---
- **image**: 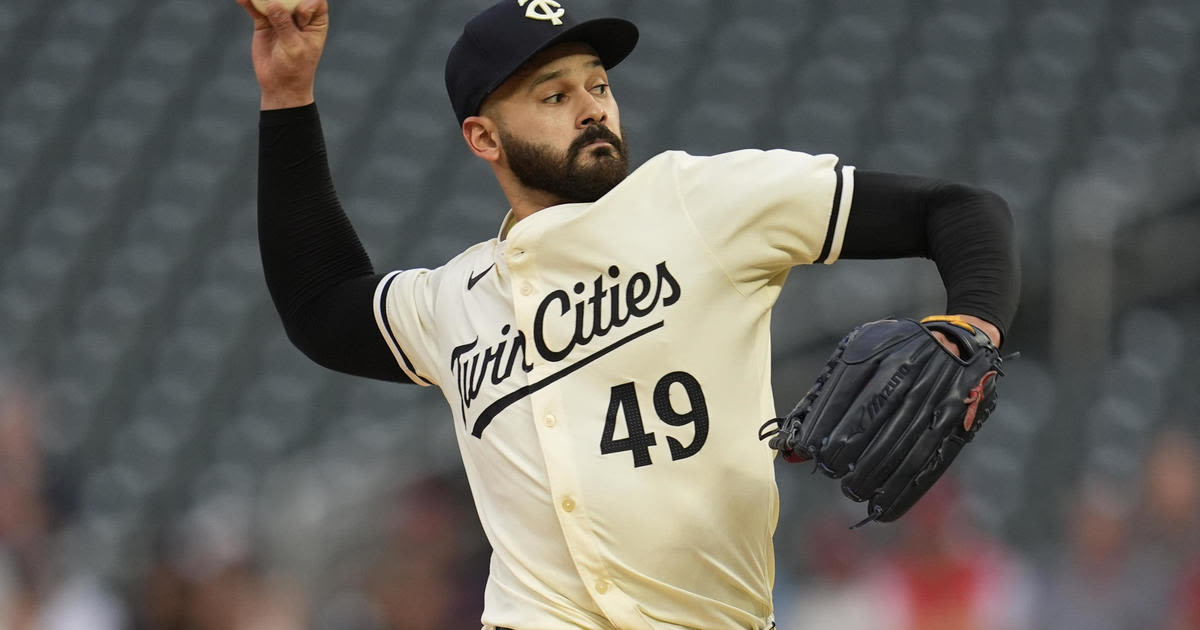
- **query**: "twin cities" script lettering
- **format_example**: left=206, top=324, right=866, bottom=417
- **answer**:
left=451, top=261, right=680, bottom=419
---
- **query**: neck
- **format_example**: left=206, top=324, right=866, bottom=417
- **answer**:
left=495, top=168, right=569, bottom=224
left=509, top=189, right=566, bottom=222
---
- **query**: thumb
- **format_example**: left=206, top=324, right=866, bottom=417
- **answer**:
left=294, top=0, right=326, bottom=29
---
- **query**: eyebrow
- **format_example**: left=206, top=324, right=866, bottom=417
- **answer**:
left=528, top=58, right=604, bottom=92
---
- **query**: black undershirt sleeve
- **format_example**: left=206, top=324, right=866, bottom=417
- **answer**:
left=256, top=106, right=1016, bottom=369
left=839, top=170, right=1020, bottom=342
left=258, top=103, right=411, bottom=383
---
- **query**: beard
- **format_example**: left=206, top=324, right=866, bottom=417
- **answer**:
left=501, top=123, right=630, bottom=204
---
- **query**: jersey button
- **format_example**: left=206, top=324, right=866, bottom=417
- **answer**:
left=520, top=282, right=534, bottom=296
left=561, top=497, right=576, bottom=513
left=544, top=414, right=557, bottom=427
left=595, top=580, right=610, bottom=594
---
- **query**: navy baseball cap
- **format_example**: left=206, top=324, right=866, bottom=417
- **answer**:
left=445, top=1, right=639, bottom=124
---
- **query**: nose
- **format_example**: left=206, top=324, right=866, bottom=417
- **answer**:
left=577, top=92, right=607, bottom=129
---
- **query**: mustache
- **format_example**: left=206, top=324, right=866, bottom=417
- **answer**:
left=568, top=124, right=623, bottom=160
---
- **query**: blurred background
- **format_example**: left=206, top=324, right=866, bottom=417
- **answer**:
left=1, top=0, right=1198, bottom=628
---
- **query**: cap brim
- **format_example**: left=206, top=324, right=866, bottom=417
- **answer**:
left=542, top=17, right=639, bottom=70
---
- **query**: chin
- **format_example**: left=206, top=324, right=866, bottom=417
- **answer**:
left=580, top=147, right=617, bottom=162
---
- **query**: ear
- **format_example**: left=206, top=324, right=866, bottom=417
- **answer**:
left=463, top=116, right=502, bottom=163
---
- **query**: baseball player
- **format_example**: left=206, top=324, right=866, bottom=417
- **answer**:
left=238, top=0, right=1019, bottom=628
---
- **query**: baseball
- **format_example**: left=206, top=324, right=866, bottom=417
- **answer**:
left=252, top=0, right=301, bottom=14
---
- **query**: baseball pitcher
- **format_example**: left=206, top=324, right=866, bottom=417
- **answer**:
left=238, top=0, right=1020, bottom=628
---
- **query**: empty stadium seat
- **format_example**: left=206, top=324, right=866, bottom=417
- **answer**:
left=826, top=0, right=911, bottom=34
left=817, top=17, right=897, bottom=79
left=1005, top=51, right=1081, bottom=110
left=670, top=101, right=762, bottom=156
left=991, top=94, right=1068, bottom=155
left=901, top=54, right=978, bottom=114
left=919, top=10, right=998, bottom=71
left=795, top=55, right=875, bottom=120
left=930, top=0, right=1012, bottom=26
left=973, top=138, right=1052, bottom=219
left=884, top=95, right=964, bottom=159
left=1113, top=48, right=1184, bottom=111
left=1024, top=9, right=1099, bottom=74
left=627, top=0, right=717, bottom=44
left=1131, top=5, right=1198, bottom=60
left=780, top=101, right=860, bottom=159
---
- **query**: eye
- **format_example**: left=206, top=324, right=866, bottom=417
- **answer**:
left=543, top=93, right=564, bottom=104
left=592, top=84, right=609, bottom=96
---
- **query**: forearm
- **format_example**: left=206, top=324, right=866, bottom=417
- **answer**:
left=258, top=104, right=369, bottom=321
left=841, top=171, right=1020, bottom=343
left=257, top=104, right=410, bottom=382
left=924, top=182, right=1018, bottom=343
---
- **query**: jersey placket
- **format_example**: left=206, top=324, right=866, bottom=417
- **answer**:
left=504, top=227, right=649, bottom=629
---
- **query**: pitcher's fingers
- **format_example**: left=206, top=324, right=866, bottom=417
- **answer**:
left=294, top=0, right=323, bottom=29
left=263, top=0, right=302, bottom=41
left=930, top=330, right=961, bottom=358
left=234, top=0, right=271, bottom=29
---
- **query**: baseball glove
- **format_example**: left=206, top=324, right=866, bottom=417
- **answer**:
left=759, top=316, right=1006, bottom=527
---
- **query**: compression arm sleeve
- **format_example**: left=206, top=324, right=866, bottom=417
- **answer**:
left=839, top=171, right=1020, bottom=341
left=258, top=103, right=411, bottom=383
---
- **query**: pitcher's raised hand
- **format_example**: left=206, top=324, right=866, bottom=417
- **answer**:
left=236, top=0, right=329, bottom=110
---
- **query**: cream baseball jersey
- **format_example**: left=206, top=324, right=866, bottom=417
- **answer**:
left=374, top=148, right=854, bottom=630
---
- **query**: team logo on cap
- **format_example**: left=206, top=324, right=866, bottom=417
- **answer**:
left=518, top=0, right=565, bottom=26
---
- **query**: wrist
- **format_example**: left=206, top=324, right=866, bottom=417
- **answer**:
left=260, top=90, right=315, bottom=110
left=956, top=315, right=1002, bottom=347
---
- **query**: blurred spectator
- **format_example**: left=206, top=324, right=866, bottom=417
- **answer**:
left=0, top=379, right=50, bottom=579
left=1126, top=427, right=1200, bottom=630
left=133, top=546, right=188, bottom=630
left=1036, top=427, right=1200, bottom=630
left=1169, top=563, right=1200, bottom=630
left=362, top=474, right=489, bottom=630
left=783, top=481, right=1032, bottom=630
left=864, top=481, right=1032, bottom=630
left=779, top=512, right=880, bottom=630
left=186, top=560, right=305, bottom=630
left=131, top=524, right=307, bottom=630
left=1137, top=427, right=1199, bottom=550
left=1, top=381, right=42, bottom=629
left=1, top=374, right=126, bottom=630
left=310, top=473, right=490, bottom=630
left=1033, top=480, right=1142, bottom=630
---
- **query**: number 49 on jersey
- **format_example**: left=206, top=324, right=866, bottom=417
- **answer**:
left=601, top=371, right=709, bottom=468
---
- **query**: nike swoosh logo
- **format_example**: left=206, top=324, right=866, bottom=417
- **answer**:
left=467, top=263, right=495, bottom=290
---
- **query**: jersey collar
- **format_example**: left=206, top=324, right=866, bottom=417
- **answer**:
left=498, top=210, right=518, bottom=241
